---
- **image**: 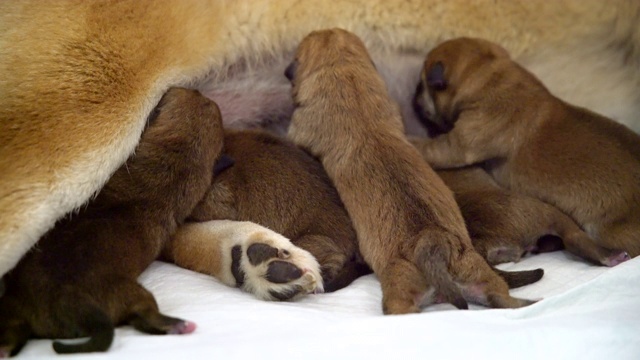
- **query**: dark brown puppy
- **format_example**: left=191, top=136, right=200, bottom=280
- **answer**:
left=286, top=28, right=536, bottom=315
left=436, top=167, right=624, bottom=266
left=165, top=129, right=371, bottom=299
left=412, top=37, right=638, bottom=260
left=0, top=88, right=224, bottom=356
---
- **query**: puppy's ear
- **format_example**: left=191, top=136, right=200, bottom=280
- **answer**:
left=426, top=61, right=447, bottom=91
left=284, top=60, right=298, bottom=81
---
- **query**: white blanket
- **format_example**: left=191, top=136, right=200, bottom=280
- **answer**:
left=17, top=251, right=640, bottom=359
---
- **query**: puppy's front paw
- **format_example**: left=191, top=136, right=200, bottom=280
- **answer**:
left=231, top=231, right=323, bottom=301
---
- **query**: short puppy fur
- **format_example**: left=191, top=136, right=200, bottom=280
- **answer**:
left=164, top=129, right=371, bottom=300
left=436, top=167, right=626, bottom=266
left=286, top=28, right=536, bottom=315
left=0, top=88, right=224, bottom=356
left=413, top=37, right=639, bottom=260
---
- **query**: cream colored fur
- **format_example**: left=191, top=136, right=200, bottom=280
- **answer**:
left=1, top=0, right=639, bottom=276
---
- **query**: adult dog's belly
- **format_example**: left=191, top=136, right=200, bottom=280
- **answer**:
left=199, top=51, right=429, bottom=136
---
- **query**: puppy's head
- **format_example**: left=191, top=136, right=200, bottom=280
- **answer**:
left=413, top=37, right=510, bottom=136
left=285, top=28, right=376, bottom=98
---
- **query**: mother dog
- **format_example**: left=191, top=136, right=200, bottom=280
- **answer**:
left=0, top=0, right=639, bottom=276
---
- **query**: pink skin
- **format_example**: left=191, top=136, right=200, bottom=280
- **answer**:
left=169, top=321, right=197, bottom=335
left=603, top=251, right=631, bottom=267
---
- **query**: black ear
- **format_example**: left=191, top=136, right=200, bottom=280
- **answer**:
left=426, top=61, right=447, bottom=91
left=284, top=60, right=298, bottom=81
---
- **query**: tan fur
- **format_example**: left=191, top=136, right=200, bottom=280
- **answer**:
left=0, top=89, right=224, bottom=356
left=1, top=0, right=639, bottom=277
left=287, top=29, right=535, bottom=314
left=413, top=37, right=640, bottom=258
left=436, top=167, right=629, bottom=266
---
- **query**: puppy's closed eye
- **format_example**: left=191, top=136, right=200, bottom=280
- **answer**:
left=284, top=60, right=298, bottom=81
left=427, top=61, right=447, bottom=91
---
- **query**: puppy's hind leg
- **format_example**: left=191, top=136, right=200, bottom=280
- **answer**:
left=549, top=212, right=630, bottom=266
left=120, top=280, right=196, bottom=336
left=452, top=250, right=535, bottom=308
left=378, top=258, right=430, bottom=315
left=416, top=230, right=534, bottom=309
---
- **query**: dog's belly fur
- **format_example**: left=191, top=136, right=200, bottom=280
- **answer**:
left=199, top=52, right=429, bottom=135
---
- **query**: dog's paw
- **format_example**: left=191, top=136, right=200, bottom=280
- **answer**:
left=231, top=230, right=323, bottom=301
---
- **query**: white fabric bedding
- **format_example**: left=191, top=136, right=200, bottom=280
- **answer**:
left=16, top=250, right=640, bottom=359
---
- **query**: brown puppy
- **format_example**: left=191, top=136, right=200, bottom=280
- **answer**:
left=436, top=167, right=627, bottom=266
left=412, top=37, right=639, bottom=259
left=0, top=88, right=224, bottom=356
left=286, top=28, right=536, bottom=315
left=164, top=129, right=370, bottom=300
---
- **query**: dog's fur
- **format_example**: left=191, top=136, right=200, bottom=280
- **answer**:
left=1, top=1, right=639, bottom=277
left=412, top=37, right=640, bottom=258
left=164, top=129, right=370, bottom=299
left=287, top=28, right=538, bottom=314
left=436, top=167, right=630, bottom=266
left=0, top=89, right=223, bottom=356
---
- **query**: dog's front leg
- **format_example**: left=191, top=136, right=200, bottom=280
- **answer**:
left=163, top=220, right=324, bottom=301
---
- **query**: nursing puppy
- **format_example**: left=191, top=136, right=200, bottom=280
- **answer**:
left=286, top=29, right=536, bottom=314
left=413, top=37, right=640, bottom=259
left=164, top=129, right=370, bottom=300
left=436, top=167, right=627, bottom=266
left=0, top=89, right=223, bottom=356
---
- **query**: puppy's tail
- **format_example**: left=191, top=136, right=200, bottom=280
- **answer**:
left=52, top=307, right=114, bottom=354
left=414, top=232, right=469, bottom=310
left=493, top=267, right=544, bottom=289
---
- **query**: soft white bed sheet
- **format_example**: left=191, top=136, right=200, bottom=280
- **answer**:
left=17, top=251, right=640, bottom=359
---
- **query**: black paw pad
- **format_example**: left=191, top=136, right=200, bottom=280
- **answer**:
left=265, top=261, right=303, bottom=284
left=247, top=243, right=279, bottom=265
left=231, top=245, right=245, bottom=287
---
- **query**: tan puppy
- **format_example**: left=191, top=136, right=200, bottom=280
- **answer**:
left=0, top=89, right=223, bottom=356
left=413, top=37, right=640, bottom=258
left=436, top=167, right=630, bottom=266
left=164, top=129, right=370, bottom=300
left=286, top=28, right=536, bottom=314
left=1, top=1, right=639, bottom=278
